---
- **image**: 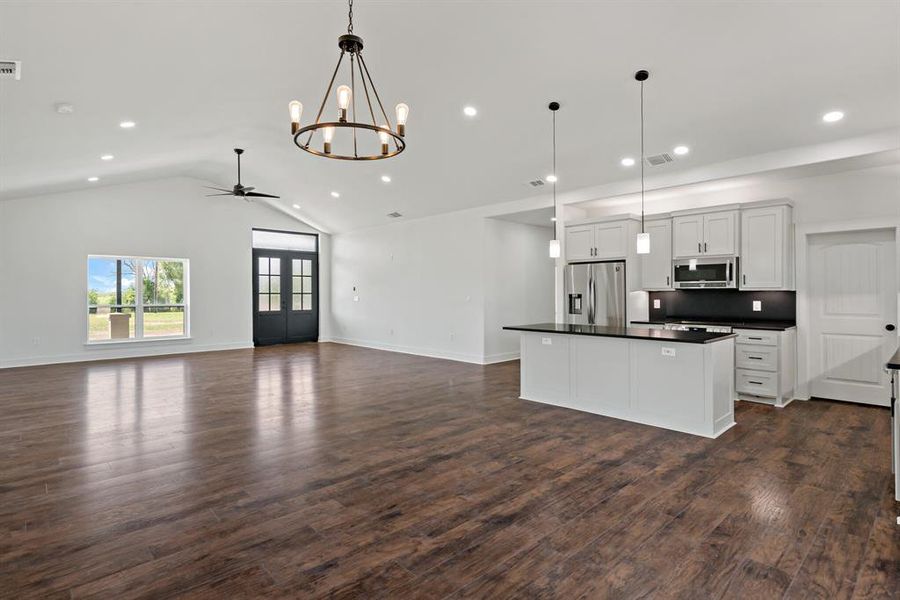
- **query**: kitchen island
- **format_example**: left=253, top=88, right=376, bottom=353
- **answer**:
left=503, top=323, right=737, bottom=438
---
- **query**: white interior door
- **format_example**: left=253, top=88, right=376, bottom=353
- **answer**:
left=808, top=228, right=897, bottom=406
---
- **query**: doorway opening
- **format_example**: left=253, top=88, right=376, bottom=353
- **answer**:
left=252, top=229, right=319, bottom=346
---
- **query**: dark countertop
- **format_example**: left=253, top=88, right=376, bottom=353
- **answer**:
left=888, top=346, right=900, bottom=370
left=631, top=318, right=797, bottom=331
left=503, top=323, right=737, bottom=344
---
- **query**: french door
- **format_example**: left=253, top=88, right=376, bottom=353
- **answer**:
left=252, top=249, right=319, bottom=345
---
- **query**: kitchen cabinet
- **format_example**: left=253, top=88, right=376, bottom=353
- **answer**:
left=565, top=218, right=638, bottom=262
left=641, top=218, right=673, bottom=290
left=740, top=204, right=794, bottom=290
left=734, top=327, right=796, bottom=407
left=672, top=210, right=738, bottom=258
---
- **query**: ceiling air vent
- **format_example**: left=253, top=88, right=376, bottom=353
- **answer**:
left=0, top=60, right=21, bottom=80
left=526, top=179, right=545, bottom=187
left=387, top=211, right=402, bottom=218
left=645, top=152, right=674, bottom=166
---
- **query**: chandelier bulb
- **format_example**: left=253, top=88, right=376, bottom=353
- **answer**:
left=395, top=103, right=409, bottom=136
left=322, top=126, right=335, bottom=154
left=289, top=101, right=302, bottom=134
left=336, top=85, right=352, bottom=122
left=378, top=128, right=390, bottom=155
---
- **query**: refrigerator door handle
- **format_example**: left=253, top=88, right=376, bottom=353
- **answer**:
left=587, top=267, right=595, bottom=325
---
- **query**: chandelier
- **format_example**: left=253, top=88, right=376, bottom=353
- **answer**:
left=289, top=0, right=407, bottom=161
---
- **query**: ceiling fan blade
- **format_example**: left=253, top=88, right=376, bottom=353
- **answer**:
left=205, top=193, right=235, bottom=196
left=242, top=186, right=255, bottom=192
left=204, top=186, right=234, bottom=193
left=244, top=192, right=280, bottom=198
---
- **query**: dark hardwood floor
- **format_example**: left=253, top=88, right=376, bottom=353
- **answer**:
left=1, top=343, right=898, bottom=599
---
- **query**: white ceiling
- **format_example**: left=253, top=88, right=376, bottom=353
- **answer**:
left=1, top=1, right=899, bottom=233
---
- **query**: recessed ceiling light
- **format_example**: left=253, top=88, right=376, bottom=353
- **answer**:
left=620, top=157, right=636, bottom=167
left=545, top=174, right=558, bottom=183
left=119, top=120, right=136, bottom=129
left=55, top=103, right=75, bottom=114
left=673, top=145, right=690, bottom=156
left=292, top=203, right=300, bottom=209
left=822, top=110, right=844, bottom=123
left=100, top=154, right=114, bottom=161
left=87, top=176, right=99, bottom=182
left=330, top=191, right=340, bottom=198
left=381, top=175, right=391, bottom=183
left=463, top=106, right=478, bottom=117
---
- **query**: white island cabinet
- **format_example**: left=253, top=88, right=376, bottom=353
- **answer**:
left=505, top=324, right=736, bottom=438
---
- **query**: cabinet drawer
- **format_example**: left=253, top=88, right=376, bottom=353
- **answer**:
left=734, top=329, right=778, bottom=346
left=736, top=368, right=777, bottom=397
left=735, top=345, right=777, bottom=371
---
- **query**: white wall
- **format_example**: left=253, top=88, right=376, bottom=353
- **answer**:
left=0, top=177, right=327, bottom=367
left=328, top=211, right=487, bottom=363
left=483, top=219, right=555, bottom=362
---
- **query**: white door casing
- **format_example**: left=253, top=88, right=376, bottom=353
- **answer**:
left=808, top=228, right=897, bottom=406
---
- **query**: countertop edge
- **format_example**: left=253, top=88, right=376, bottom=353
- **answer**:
left=503, top=325, right=738, bottom=344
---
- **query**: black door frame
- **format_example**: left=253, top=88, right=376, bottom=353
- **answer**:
left=252, top=237, right=319, bottom=346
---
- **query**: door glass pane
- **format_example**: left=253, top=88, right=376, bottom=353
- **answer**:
left=258, top=257, right=269, bottom=275
left=292, top=294, right=302, bottom=311
left=292, top=276, right=301, bottom=293
left=302, top=259, right=312, bottom=275
left=270, top=294, right=280, bottom=311
left=301, top=276, right=310, bottom=293
left=270, top=276, right=280, bottom=293
left=270, top=258, right=280, bottom=275
left=258, top=294, right=269, bottom=312
left=292, top=259, right=301, bottom=275
left=302, top=294, right=312, bottom=310
left=259, top=276, right=269, bottom=293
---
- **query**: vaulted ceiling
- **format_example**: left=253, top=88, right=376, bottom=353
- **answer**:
left=1, top=1, right=898, bottom=233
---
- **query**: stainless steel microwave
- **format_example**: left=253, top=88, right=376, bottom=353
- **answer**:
left=673, top=257, right=738, bottom=289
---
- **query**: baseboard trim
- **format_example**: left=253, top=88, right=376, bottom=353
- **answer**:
left=483, top=351, right=520, bottom=364
left=0, top=341, right=254, bottom=369
left=327, top=337, right=488, bottom=365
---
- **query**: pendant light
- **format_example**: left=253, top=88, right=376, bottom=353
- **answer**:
left=635, top=69, right=651, bottom=255
left=548, top=101, right=561, bottom=259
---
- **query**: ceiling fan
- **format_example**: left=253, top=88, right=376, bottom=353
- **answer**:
left=205, top=148, right=280, bottom=200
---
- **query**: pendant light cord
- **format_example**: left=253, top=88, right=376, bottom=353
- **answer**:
left=640, top=79, right=645, bottom=234
left=552, top=108, right=557, bottom=241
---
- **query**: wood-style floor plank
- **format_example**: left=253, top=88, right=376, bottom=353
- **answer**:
left=1, top=342, right=897, bottom=599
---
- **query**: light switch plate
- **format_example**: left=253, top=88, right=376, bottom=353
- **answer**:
left=661, top=347, right=676, bottom=357
left=752, top=300, right=762, bottom=312
left=541, top=337, right=552, bottom=345
left=653, top=299, right=661, bottom=309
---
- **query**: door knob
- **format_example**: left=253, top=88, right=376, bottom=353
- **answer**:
left=887, top=324, right=896, bottom=332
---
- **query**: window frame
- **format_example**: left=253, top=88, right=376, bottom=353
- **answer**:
left=85, top=254, right=191, bottom=345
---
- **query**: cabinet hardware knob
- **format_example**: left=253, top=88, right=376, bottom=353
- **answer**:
left=704, top=242, right=708, bottom=253
left=887, top=324, right=896, bottom=332
left=698, top=242, right=701, bottom=253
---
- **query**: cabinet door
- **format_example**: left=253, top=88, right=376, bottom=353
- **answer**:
left=741, top=207, right=783, bottom=289
left=641, top=220, right=673, bottom=289
left=703, top=211, right=737, bottom=255
left=672, top=215, right=703, bottom=258
left=593, top=222, right=628, bottom=259
left=565, top=225, right=594, bottom=261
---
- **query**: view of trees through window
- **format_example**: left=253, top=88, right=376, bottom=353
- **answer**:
left=87, top=256, right=187, bottom=341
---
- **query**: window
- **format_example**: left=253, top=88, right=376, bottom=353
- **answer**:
left=292, top=258, right=314, bottom=311
left=87, top=256, right=189, bottom=342
left=258, top=256, right=281, bottom=312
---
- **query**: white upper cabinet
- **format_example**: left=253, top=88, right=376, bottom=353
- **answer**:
left=673, top=214, right=704, bottom=258
left=565, top=219, right=636, bottom=261
left=565, top=225, right=595, bottom=261
left=641, top=219, right=673, bottom=290
left=740, top=204, right=794, bottom=290
left=672, top=210, right=738, bottom=258
left=594, top=221, right=629, bottom=259
left=703, top=211, right=738, bottom=256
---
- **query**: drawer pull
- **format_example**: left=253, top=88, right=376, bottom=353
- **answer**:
left=748, top=337, right=763, bottom=340
left=748, top=356, right=763, bottom=360
left=748, top=380, right=764, bottom=385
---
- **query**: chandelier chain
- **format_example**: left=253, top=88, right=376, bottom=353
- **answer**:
left=348, top=0, right=354, bottom=33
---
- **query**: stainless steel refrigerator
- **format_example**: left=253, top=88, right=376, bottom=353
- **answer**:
left=564, top=261, right=626, bottom=326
